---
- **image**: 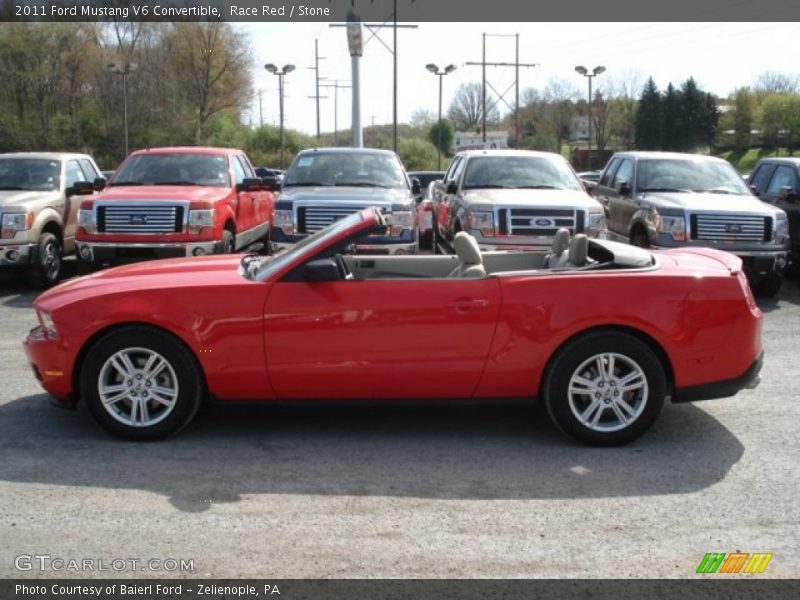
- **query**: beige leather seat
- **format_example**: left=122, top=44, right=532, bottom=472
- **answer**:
left=565, top=234, right=589, bottom=267
left=544, top=228, right=571, bottom=268
left=448, top=232, right=486, bottom=278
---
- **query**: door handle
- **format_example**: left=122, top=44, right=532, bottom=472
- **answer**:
left=447, top=298, right=489, bottom=311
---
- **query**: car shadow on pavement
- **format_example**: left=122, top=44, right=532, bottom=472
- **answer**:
left=0, top=394, right=744, bottom=512
left=757, top=275, right=800, bottom=312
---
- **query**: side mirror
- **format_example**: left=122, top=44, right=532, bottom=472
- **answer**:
left=92, top=177, right=107, bottom=191
left=69, top=180, right=95, bottom=196
left=411, top=177, right=421, bottom=196
left=237, top=177, right=263, bottom=193
left=750, top=185, right=760, bottom=197
left=778, top=185, right=797, bottom=202
left=617, top=181, right=631, bottom=197
left=260, top=176, right=281, bottom=193
left=304, top=258, right=340, bottom=282
left=446, top=181, right=458, bottom=195
left=581, top=179, right=598, bottom=192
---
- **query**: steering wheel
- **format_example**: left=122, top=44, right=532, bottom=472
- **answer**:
left=333, top=253, right=353, bottom=280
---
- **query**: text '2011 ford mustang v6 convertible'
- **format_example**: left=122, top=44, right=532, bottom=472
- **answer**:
left=24, top=208, right=763, bottom=445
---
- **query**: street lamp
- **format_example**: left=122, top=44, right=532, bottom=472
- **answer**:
left=426, top=63, right=457, bottom=170
left=107, top=62, right=138, bottom=158
left=265, top=63, right=295, bottom=169
left=574, top=65, right=606, bottom=170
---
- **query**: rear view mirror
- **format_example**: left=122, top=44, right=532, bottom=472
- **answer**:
left=237, top=178, right=263, bottom=193
left=750, top=185, right=760, bottom=197
left=411, top=177, right=421, bottom=196
left=69, top=180, right=95, bottom=196
left=304, top=258, right=340, bottom=282
left=779, top=185, right=797, bottom=202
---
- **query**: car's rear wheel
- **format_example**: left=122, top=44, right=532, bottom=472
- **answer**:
left=81, top=326, right=203, bottom=440
left=26, top=232, right=62, bottom=289
left=543, top=331, right=666, bottom=446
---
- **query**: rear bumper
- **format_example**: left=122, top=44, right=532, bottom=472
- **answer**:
left=76, top=240, right=220, bottom=266
left=672, top=351, right=763, bottom=403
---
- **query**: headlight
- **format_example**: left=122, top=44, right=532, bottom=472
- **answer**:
left=36, top=309, right=57, bottom=338
left=387, top=211, right=414, bottom=236
left=188, top=209, right=214, bottom=234
left=78, top=208, right=96, bottom=234
left=655, top=212, right=687, bottom=241
left=274, top=210, right=294, bottom=235
left=774, top=214, right=789, bottom=244
left=467, top=211, right=495, bottom=237
left=586, top=211, right=607, bottom=238
left=1, top=212, right=33, bottom=238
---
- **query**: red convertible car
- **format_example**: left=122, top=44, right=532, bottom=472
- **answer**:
left=24, top=208, right=763, bottom=445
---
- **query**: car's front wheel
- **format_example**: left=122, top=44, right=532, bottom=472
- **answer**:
left=543, top=331, right=666, bottom=446
left=80, top=326, right=203, bottom=440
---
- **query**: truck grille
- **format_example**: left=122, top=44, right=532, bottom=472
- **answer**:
left=298, top=205, right=371, bottom=233
left=690, top=213, right=769, bottom=242
left=98, top=204, right=184, bottom=234
left=497, top=208, right=584, bottom=236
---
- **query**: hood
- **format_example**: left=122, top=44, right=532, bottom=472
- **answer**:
left=35, top=255, right=252, bottom=311
left=0, top=190, right=61, bottom=209
left=279, top=186, right=411, bottom=207
left=463, top=188, right=601, bottom=209
left=638, top=191, right=780, bottom=215
left=95, top=185, right=231, bottom=204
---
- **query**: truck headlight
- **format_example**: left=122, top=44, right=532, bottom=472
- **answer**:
left=1, top=212, right=33, bottom=238
left=467, top=211, right=495, bottom=237
left=655, top=213, right=687, bottom=241
left=387, top=211, right=414, bottom=236
left=78, top=208, right=97, bottom=234
left=188, top=209, right=214, bottom=234
left=274, top=210, right=294, bottom=235
left=586, top=211, right=607, bottom=238
left=36, top=309, right=57, bottom=338
left=774, top=214, right=789, bottom=244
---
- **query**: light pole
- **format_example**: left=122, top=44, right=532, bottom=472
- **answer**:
left=426, top=63, right=457, bottom=170
left=575, top=65, right=605, bottom=170
left=346, top=13, right=364, bottom=148
left=265, top=63, right=295, bottom=169
left=107, top=62, right=138, bottom=158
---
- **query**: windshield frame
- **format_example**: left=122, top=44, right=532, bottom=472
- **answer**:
left=635, top=158, right=750, bottom=195
left=461, top=155, right=584, bottom=191
left=0, top=157, right=63, bottom=192
left=110, top=152, right=231, bottom=188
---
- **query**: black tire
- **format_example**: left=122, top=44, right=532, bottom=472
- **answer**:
left=80, top=326, right=204, bottom=440
left=752, top=274, right=782, bottom=297
left=221, top=229, right=235, bottom=254
left=543, top=331, right=666, bottom=446
left=76, top=259, right=96, bottom=277
left=630, top=228, right=650, bottom=249
left=418, top=231, right=433, bottom=252
left=26, top=232, right=62, bottom=289
left=431, top=222, right=440, bottom=255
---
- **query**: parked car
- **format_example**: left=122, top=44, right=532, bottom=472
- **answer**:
left=407, top=170, right=445, bottom=200
left=431, top=150, right=607, bottom=253
left=0, top=152, right=103, bottom=287
left=746, top=157, right=800, bottom=268
left=592, top=152, right=789, bottom=296
left=75, top=147, right=275, bottom=271
left=271, top=147, right=420, bottom=255
left=26, top=208, right=763, bottom=446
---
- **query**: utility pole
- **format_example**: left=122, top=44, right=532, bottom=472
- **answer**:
left=467, top=33, right=538, bottom=147
left=308, top=39, right=327, bottom=142
left=258, top=90, right=264, bottom=127
left=320, top=80, right=352, bottom=146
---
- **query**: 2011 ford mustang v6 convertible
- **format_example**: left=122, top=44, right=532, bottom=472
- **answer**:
left=24, top=208, right=763, bottom=445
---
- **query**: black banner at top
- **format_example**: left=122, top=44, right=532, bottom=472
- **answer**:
left=2, top=0, right=800, bottom=22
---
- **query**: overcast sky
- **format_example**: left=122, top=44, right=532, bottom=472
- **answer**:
left=238, top=22, right=800, bottom=136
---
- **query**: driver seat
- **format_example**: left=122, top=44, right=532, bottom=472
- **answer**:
left=448, top=232, right=486, bottom=278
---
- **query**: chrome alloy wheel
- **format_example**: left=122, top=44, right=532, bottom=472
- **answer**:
left=567, top=352, right=648, bottom=433
left=97, top=347, right=179, bottom=428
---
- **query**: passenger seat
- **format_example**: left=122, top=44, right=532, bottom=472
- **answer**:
left=565, top=234, right=589, bottom=268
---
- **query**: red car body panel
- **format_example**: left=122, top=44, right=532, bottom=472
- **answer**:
left=25, top=209, right=763, bottom=408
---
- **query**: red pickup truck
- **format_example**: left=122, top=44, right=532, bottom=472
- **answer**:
left=76, top=147, right=274, bottom=270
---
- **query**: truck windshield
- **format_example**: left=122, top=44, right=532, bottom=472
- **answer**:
left=283, top=152, right=408, bottom=189
left=110, top=153, right=229, bottom=187
left=637, top=159, right=750, bottom=195
left=462, top=156, right=583, bottom=190
left=0, top=158, right=61, bottom=191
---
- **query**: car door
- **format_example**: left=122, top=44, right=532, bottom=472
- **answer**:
left=237, top=154, right=271, bottom=236
left=437, top=157, right=465, bottom=238
left=230, top=153, right=255, bottom=243
left=592, top=158, right=620, bottom=233
left=747, top=162, right=775, bottom=198
left=763, top=164, right=800, bottom=248
left=605, top=158, right=634, bottom=236
left=264, top=273, right=502, bottom=400
left=62, top=159, right=90, bottom=247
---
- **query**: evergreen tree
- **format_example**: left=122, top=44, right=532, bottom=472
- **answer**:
left=679, top=77, right=707, bottom=150
left=661, top=83, right=682, bottom=150
left=634, top=77, right=662, bottom=150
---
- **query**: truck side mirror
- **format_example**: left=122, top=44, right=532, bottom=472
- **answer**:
left=778, top=185, right=797, bottom=202
left=617, top=181, right=631, bottom=197
left=446, top=181, right=458, bottom=195
left=411, top=177, right=421, bottom=196
left=69, top=181, right=95, bottom=196
left=750, top=185, right=760, bottom=197
left=93, top=177, right=107, bottom=191
left=237, top=178, right=263, bottom=193
left=260, top=176, right=281, bottom=193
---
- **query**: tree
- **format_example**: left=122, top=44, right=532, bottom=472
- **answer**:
left=731, top=87, right=755, bottom=151
left=397, top=137, right=438, bottom=171
left=543, top=78, right=579, bottom=152
left=428, top=118, right=455, bottom=154
left=591, top=91, right=612, bottom=152
left=759, top=94, right=800, bottom=152
left=754, top=71, right=800, bottom=97
left=635, top=77, right=662, bottom=150
left=410, top=108, right=436, bottom=130
left=447, top=82, right=499, bottom=132
left=661, top=83, right=682, bottom=150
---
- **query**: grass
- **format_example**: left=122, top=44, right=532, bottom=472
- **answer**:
left=717, top=147, right=799, bottom=174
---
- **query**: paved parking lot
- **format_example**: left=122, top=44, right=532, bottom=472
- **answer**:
left=0, top=261, right=798, bottom=578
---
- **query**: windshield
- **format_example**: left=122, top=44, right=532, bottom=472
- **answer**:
left=251, top=211, right=372, bottom=280
left=462, top=156, right=583, bottom=190
left=283, top=152, right=408, bottom=189
left=636, top=159, right=750, bottom=194
left=0, top=158, right=61, bottom=191
left=111, top=153, right=229, bottom=187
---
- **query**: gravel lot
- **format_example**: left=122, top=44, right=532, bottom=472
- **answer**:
left=0, top=260, right=798, bottom=579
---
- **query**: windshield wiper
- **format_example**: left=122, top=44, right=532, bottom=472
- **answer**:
left=640, top=187, right=693, bottom=193
left=334, top=182, right=393, bottom=188
left=151, top=181, right=203, bottom=186
left=512, top=185, right=565, bottom=189
left=108, top=181, right=144, bottom=186
left=283, top=182, right=330, bottom=187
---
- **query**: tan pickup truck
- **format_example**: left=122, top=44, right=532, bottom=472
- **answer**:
left=0, top=152, right=102, bottom=287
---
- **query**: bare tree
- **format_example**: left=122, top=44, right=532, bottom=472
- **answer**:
left=447, top=82, right=499, bottom=132
left=755, top=71, right=800, bottom=96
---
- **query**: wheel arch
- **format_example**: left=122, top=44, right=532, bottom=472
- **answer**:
left=40, top=219, right=63, bottom=244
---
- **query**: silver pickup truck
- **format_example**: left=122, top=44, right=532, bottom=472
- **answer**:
left=431, top=150, right=607, bottom=252
left=0, top=152, right=102, bottom=287
left=592, top=151, right=789, bottom=296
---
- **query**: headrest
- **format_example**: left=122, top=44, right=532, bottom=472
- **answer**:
left=568, top=234, right=588, bottom=264
left=552, top=228, right=570, bottom=254
left=453, top=231, right=482, bottom=265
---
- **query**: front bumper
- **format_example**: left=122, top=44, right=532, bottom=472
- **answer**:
left=672, top=351, right=763, bottom=403
left=0, top=242, right=35, bottom=268
left=77, top=240, right=220, bottom=266
left=23, top=325, right=74, bottom=405
left=271, top=227, right=417, bottom=255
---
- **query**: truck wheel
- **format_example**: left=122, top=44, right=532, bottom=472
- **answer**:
left=80, top=326, right=203, bottom=440
left=630, top=229, right=650, bottom=248
left=26, top=233, right=62, bottom=289
left=221, top=229, right=235, bottom=254
left=753, top=274, right=782, bottom=297
left=543, top=331, right=666, bottom=446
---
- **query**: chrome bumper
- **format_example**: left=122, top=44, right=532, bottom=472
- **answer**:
left=77, top=240, right=219, bottom=262
left=0, top=242, right=35, bottom=267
